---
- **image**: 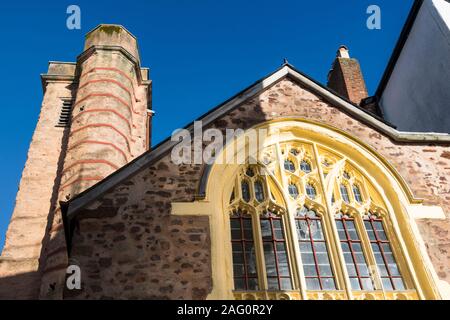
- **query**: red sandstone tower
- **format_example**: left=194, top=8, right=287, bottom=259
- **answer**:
left=0, top=25, right=152, bottom=299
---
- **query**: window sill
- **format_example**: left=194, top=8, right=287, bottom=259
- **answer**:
left=233, top=290, right=419, bottom=300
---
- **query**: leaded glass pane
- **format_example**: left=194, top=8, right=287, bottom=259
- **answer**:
left=340, top=184, right=350, bottom=203
left=284, top=160, right=295, bottom=172
left=230, top=213, right=258, bottom=290
left=254, top=181, right=265, bottom=202
left=335, top=214, right=374, bottom=291
left=260, top=219, right=272, bottom=240
left=364, top=214, right=406, bottom=291
left=296, top=209, right=335, bottom=291
left=305, top=278, right=321, bottom=291
left=300, top=160, right=312, bottom=173
left=392, top=278, right=405, bottom=291
left=241, top=181, right=250, bottom=202
left=260, top=215, right=292, bottom=291
left=352, top=185, right=363, bottom=203
left=288, top=184, right=299, bottom=199
left=310, top=220, right=324, bottom=240
left=305, top=183, right=317, bottom=199
left=322, top=278, right=336, bottom=290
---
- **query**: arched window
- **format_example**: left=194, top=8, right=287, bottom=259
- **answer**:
left=225, top=139, right=422, bottom=300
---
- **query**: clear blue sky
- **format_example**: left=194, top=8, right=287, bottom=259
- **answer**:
left=0, top=0, right=413, bottom=250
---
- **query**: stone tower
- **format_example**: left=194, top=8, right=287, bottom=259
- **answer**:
left=0, top=25, right=152, bottom=299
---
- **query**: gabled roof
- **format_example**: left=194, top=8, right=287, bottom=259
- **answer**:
left=63, top=62, right=450, bottom=221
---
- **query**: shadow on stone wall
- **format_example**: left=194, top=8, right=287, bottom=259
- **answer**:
left=0, top=269, right=40, bottom=299
left=35, top=83, right=76, bottom=299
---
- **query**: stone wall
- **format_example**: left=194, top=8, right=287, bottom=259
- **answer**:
left=66, top=160, right=211, bottom=299
left=67, top=77, right=450, bottom=299
left=0, top=74, right=75, bottom=299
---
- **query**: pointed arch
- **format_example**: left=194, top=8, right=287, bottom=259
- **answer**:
left=175, top=118, right=442, bottom=300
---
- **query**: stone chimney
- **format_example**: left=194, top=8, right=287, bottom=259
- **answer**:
left=327, top=46, right=369, bottom=106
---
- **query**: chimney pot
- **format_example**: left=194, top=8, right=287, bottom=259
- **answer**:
left=337, top=45, right=350, bottom=58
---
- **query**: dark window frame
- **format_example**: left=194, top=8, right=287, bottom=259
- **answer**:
left=295, top=207, right=336, bottom=291
left=230, top=211, right=258, bottom=291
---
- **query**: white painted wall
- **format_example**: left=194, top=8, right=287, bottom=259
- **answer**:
left=380, top=0, right=450, bottom=133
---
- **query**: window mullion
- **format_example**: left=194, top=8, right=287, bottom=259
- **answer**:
left=252, top=212, right=268, bottom=291
left=275, top=142, right=308, bottom=298
left=275, top=142, right=290, bottom=195
left=312, top=144, right=351, bottom=297
left=286, top=202, right=307, bottom=297
left=239, top=216, right=250, bottom=290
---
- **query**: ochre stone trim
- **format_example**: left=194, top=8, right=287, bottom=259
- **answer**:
left=67, top=140, right=129, bottom=162
left=62, top=159, right=120, bottom=174
left=74, top=92, right=139, bottom=115
left=407, top=205, right=446, bottom=220
left=71, top=108, right=132, bottom=132
left=171, top=202, right=212, bottom=216
left=59, top=176, right=105, bottom=191
left=70, top=123, right=132, bottom=151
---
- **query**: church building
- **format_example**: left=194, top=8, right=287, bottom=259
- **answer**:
left=0, top=0, right=449, bottom=300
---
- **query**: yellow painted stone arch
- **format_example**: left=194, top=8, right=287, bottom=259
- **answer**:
left=171, top=118, right=443, bottom=300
